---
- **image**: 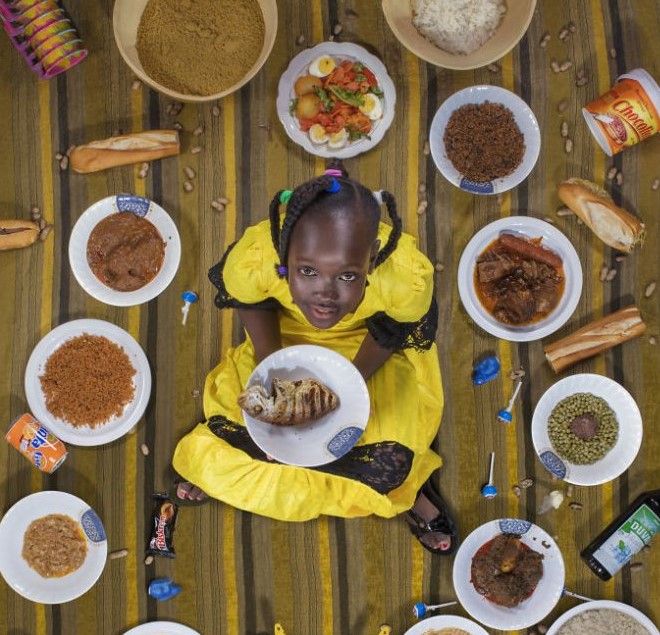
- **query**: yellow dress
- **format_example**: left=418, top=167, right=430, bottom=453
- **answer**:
left=172, top=220, right=443, bottom=521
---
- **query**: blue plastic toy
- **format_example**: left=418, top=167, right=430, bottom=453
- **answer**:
left=472, top=356, right=500, bottom=385
left=497, top=379, right=523, bottom=423
left=180, top=291, right=198, bottom=326
left=481, top=452, right=498, bottom=499
left=148, top=577, right=182, bottom=601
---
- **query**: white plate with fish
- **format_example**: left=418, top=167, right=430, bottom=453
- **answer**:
left=0, top=491, right=107, bottom=604
left=276, top=42, right=396, bottom=158
left=403, top=615, right=490, bottom=635
left=452, top=518, right=565, bottom=631
left=531, top=374, right=643, bottom=486
left=430, top=85, right=540, bottom=194
left=69, top=194, right=181, bottom=307
left=241, top=345, right=370, bottom=467
left=457, top=216, right=582, bottom=342
left=24, top=319, right=152, bottom=446
left=123, top=622, right=201, bottom=635
left=547, top=599, right=659, bottom=635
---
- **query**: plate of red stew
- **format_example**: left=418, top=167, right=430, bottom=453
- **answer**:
left=69, top=194, right=181, bottom=307
left=457, top=216, right=582, bottom=342
left=452, top=519, right=565, bottom=631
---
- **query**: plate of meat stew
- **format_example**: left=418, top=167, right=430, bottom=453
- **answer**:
left=457, top=216, right=582, bottom=341
left=452, top=519, right=565, bottom=631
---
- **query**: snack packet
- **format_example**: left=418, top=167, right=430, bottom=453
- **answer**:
left=147, top=493, right=178, bottom=558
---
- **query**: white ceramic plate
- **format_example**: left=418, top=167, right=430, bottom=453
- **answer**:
left=457, top=216, right=582, bottom=342
left=242, top=345, right=370, bottom=467
left=25, top=318, right=152, bottom=446
left=276, top=42, right=396, bottom=158
left=404, top=615, right=490, bottom=635
left=0, top=491, right=107, bottom=604
left=547, top=599, right=660, bottom=635
left=453, top=519, right=565, bottom=631
left=69, top=194, right=181, bottom=307
left=123, top=622, right=201, bottom=635
left=531, top=374, right=643, bottom=486
left=430, top=85, right=540, bottom=194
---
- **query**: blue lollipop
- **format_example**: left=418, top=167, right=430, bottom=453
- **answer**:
left=481, top=451, right=498, bottom=499
left=413, top=601, right=458, bottom=618
left=180, top=290, right=198, bottom=326
left=497, top=379, right=523, bottom=424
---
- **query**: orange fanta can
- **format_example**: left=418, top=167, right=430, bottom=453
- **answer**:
left=6, top=413, right=67, bottom=473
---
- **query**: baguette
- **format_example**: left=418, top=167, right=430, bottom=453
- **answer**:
left=69, top=130, right=180, bottom=174
left=557, top=178, right=645, bottom=252
left=544, top=305, right=646, bottom=373
left=0, top=219, right=40, bottom=251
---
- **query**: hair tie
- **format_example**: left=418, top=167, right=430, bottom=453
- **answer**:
left=372, top=190, right=383, bottom=206
left=279, top=190, right=293, bottom=205
left=275, top=264, right=288, bottom=277
left=324, top=168, right=343, bottom=177
left=325, top=177, right=341, bottom=193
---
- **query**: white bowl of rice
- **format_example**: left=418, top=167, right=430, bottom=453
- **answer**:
left=547, top=600, right=659, bottom=635
left=382, top=0, right=537, bottom=70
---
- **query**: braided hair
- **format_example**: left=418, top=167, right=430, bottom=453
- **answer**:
left=268, top=163, right=403, bottom=278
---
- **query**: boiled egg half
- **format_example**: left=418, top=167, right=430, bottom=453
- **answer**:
left=308, top=55, right=336, bottom=78
left=327, top=128, right=349, bottom=150
left=308, top=124, right=329, bottom=145
left=359, top=93, right=383, bottom=121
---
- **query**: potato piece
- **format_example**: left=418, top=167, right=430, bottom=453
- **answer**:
left=295, top=93, right=322, bottom=120
left=294, top=74, right=322, bottom=96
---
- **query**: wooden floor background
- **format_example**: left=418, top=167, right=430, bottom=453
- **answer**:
left=1, top=1, right=659, bottom=633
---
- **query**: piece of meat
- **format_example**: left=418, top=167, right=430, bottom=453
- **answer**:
left=533, top=283, right=559, bottom=314
left=478, top=254, right=516, bottom=283
left=498, top=233, right=563, bottom=269
left=494, top=288, right=536, bottom=324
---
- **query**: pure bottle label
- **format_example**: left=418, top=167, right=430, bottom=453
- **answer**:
left=592, top=504, right=660, bottom=575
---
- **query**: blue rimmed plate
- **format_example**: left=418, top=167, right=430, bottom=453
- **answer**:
left=242, top=345, right=370, bottom=467
left=0, top=491, right=107, bottom=604
left=531, top=374, right=643, bottom=486
left=452, top=519, right=565, bottom=630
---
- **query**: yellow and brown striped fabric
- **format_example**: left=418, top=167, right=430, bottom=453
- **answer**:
left=1, top=1, right=659, bottom=633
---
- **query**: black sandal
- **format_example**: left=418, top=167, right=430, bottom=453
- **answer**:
left=404, top=478, right=458, bottom=556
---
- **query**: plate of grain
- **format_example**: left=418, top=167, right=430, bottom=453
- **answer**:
left=403, top=614, right=490, bottom=634
left=547, top=600, right=659, bottom=635
left=0, top=491, right=107, bottom=604
left=430, top=85, right=540, bottom=195
left=24, top=319, right=151, bottom=446
left=531, top=374, right=643, bottom=486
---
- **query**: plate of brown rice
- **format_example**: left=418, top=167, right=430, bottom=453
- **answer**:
left=0, top=491, right=107, bottom=604
left=25, top=319, right=151, bottom=446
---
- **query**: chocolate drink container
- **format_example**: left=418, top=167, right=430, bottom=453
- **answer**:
left=581, top=489, right=660, bottom=580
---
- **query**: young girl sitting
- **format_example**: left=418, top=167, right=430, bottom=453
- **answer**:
left=172, top=165, right=457, bottom=554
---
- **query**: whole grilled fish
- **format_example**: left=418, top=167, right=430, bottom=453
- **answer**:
left=238, top=378, right=340, bottom=426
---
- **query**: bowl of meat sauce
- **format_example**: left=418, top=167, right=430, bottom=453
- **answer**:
left=457, top=217, right=582, bottom=342
left=69, top=195, right=181, bottom=307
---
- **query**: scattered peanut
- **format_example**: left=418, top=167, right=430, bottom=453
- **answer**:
left=423, top=141, right=430, bottom=156
left=328, top=34, right=334, bottom=42
left=138, top=162, right=149, bottom=179
left=615, top=171, right=623, bottom=186
left=191, top=389, right=200, bottom=398
left=434, top=262, right=444, bottom=272
left=559, top=60, right=573, bottom=72
left=487, top=63, right=500, bottom=73
left=509, top=368, right=525, bottom=381
left=560, top=121, right=569, bottom=137
left=183, top=181, right=194, bottom=193
left=537, top=625, right=549, bottom=635
left=30, top=207, right=41, bottom=221
left=144, top=555, right=155, bottom=566
left=216, top=197, right=229, bottom=205
left=539, top=32, right=551, bottom=47
left=564, top=138, right=573, bottom=154
left=599, top=264, right=609, bottom=282
left=59, top=155, right=69, bottom=170
left=38, top=217, right=47, bottom=230
left=55, top=152, right=63, bottom=161
left=605, top=268, right=617, bottom=282
left=193, top=124, right=204, bottom=136
left=609, top=47, right=617, bottom=58
left=519, top=478, right=534, bottom=489
left=39, top=225, right=53, bottom=241
left=131, top=79, right=142, bottom=91
left=212, top=105, right=221, bottom=117
left=576, top=76, right=589, bottom=87
left=333, top=23, right=343, bottom=35
left=576, top=68, right=587, bottom=80
left=569, top=501, right=583, bottom=510
left=614, top=254, right=626, bottom=263
left=512, top=485, right=521, bottom=497
left=606, top=166, right=618, bottom=181
left=550, top=59, right=561, bottom=73
left=167, top=102, right=184, bottom=116
left=140, top=443, right=150, bottom=456
left=109, top=548, right=128, bottom=560
left=184, top=166, right=196, bottom=180
left=568, top=22, right=576, bottom=33
left=557, top=100, right=569, bottom=113
left=652, top=178, right=660, bottom=191
left=543, top=216, right=556, bottom=225
left=172, top=122, right=183, bottom=131
left=644, top=282, right=656, bottom=298
left=566, top=484, right=574, bottom=498
left=296, top=34, right=305, bottom=46
left=211, top=200, right=225, bottom=212
left=649, top=336, right=657, bottom=346
left=556, top=207, right=573, bottom=217
left=416, top=201, right=428, bottom=215
left=418, top=182, right=427, bottom=194
left=558, top=27, right=570, bottom=41
left=190, top=146, right=203, bottom=154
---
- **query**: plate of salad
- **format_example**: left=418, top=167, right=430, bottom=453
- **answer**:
left=276, top=42, right=396, bottom=158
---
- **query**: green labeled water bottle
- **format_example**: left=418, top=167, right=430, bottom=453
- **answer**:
left=581, top=489, right=660, bottom=580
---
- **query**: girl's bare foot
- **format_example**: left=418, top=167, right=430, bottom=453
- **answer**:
left=176, top=481, right=208, bottom=502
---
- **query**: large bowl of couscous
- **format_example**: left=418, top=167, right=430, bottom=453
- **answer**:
left=382, top=0, right=536, bottom=70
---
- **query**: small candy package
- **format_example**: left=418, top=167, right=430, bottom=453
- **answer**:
left=146, top=493, right=178, bottom=558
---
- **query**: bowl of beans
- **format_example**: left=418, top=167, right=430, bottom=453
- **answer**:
left=531, top=374, right=643, bottom=486
left=429, top=85, right=540, bottom=194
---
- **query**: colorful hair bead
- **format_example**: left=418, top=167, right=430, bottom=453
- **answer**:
left=275, top=264, right=288, bottom=277
left=279, top=190, right=293, bottom=205
left=325, top=177, right=341, bottom=193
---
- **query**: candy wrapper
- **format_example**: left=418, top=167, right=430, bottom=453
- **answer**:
left=147, top=493, right=178, bottom=558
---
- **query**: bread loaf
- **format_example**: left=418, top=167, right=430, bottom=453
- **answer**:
left=0, top=219, right=40, bottom=251
left=69, top=130, right=180, bottom=173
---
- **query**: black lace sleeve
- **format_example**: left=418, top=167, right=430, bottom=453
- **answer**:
left=208, top=242, right=281, bottom=311
left=365, top=296, right=438, bottom=351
